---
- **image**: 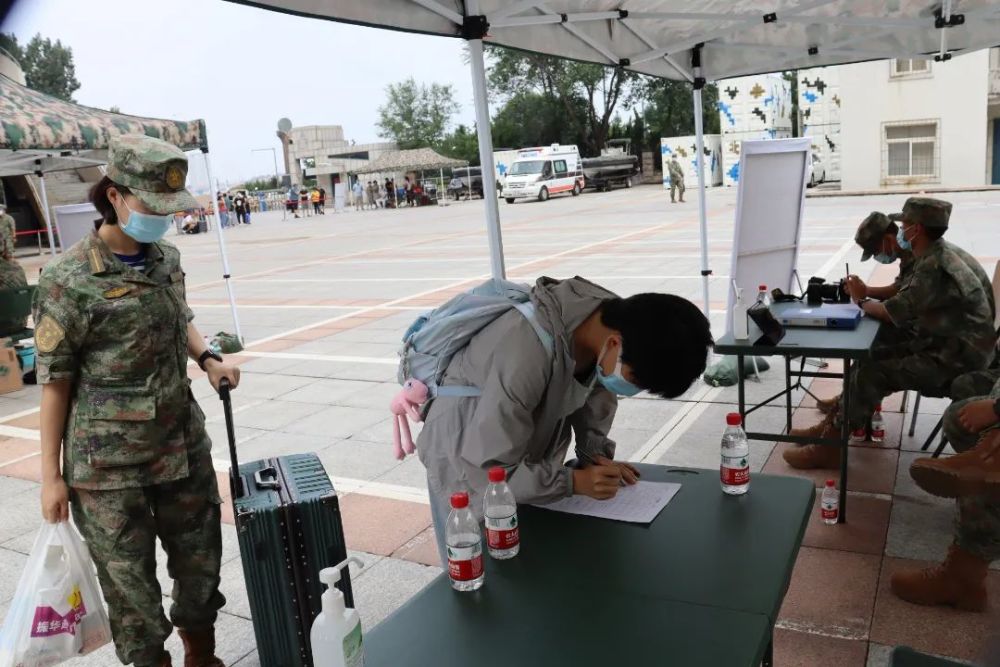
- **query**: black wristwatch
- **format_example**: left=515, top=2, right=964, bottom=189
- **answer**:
left=855, top=297, right=871, bottom=308
left=197, top=349, right=223, bottom=371
left=993, top=398, right=1000, bottom=420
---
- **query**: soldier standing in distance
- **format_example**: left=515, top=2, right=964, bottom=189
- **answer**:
left=34, top=135, right=241, bottom=667
left=668, top=155, right=685, bottom=203
left=0, top=202, right=28, bottom=334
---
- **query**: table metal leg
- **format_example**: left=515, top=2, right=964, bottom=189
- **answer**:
left=763, top=632, right=774, bottom=667
left=784, top=356, right=793, bottom=433
left=737, top=354, right=746, bottom=424
left=839, top=358, right=851, bottom=524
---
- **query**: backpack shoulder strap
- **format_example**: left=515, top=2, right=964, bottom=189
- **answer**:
left=511, top=301, right=554, bottom=357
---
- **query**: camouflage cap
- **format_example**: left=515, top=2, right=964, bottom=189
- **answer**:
left=106, top=134, right=198, bottom=214
left=855, top=211, right=892, bottom=261
left=900, top=196, right=952, bottom=230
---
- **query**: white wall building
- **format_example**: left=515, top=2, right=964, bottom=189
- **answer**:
left=276, top=123, right=396, bottom=198
left=715, top=73, right=793, bottom=187
left=839, top=49, right=1000, bottom=190
left=798, top=66, right=841, bottom=182
left=660, top=135, right=723, bottom=189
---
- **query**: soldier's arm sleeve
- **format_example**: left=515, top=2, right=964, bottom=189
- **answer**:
left=883, top=267, right=948, bottom=327
left=179, top=262, right=195, bottom=323
left=32, top=273, right=88, bottom=383
left=569, top=385, right=618, bottom=461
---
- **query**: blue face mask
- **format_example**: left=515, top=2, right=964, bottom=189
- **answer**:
left=595, top=342, right=642, bottom=397
left=896, top=226, right=913, bottom=251
left=118, top=199, right=172, bottom=243
left=873, top=253, right=896, bottom=264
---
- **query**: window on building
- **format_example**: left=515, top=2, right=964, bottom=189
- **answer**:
left=883, top=121, right=939, bottom=179
left=891, top=58, right=931, bottom=78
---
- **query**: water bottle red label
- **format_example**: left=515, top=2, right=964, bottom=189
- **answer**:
left=821, top=501, right=838, bottom=520
left=721, top=455, right=750, bottom=485
left=871, top=427, right=885, bottom=439
left=447, top=543, right=483, bottom=581
left=486, top=514, right=520, bottom=549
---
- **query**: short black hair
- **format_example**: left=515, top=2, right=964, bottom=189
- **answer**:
left=600, top=293, right=713, bottom=398
left=89, top=175, right=131, bottom=230
left=885, top=220, right=899, bottom=237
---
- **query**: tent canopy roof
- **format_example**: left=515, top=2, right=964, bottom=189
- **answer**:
left=226, top=0, right=1000, bottom=81
left=0, top=74, right=207, bottom=153
left=359, top=147, right=468, bottom=173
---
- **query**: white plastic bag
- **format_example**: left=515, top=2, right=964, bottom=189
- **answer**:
left=0, top=522, right=112, bottom=667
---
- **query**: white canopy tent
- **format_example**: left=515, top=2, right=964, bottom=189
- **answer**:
left=226, top=0, right=1000, bottom=314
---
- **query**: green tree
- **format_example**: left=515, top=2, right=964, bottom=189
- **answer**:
left=242, top=176, right=279, bottom=191
left=0, top=33, right=81, bottom=101
left=486, top=46, right=641, bottom=155
left=638, top=78, right=720, bottom=168
left=437, top=124, right=481, bottom=165
left=376, top=78, right=460, bottom=149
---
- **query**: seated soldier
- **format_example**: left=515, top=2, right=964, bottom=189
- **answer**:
left=892, top=370, right=1000, bottom=611
left=784, top=198, right=996, bottom=469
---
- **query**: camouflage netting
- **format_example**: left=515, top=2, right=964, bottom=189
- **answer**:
left=0, top=74, right=206, bottom=152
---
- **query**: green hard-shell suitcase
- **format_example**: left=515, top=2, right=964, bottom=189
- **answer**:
left=219, top=379, right=353, bottom=667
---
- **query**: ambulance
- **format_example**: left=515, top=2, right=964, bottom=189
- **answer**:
left=502, top=144, right=584, bottom=203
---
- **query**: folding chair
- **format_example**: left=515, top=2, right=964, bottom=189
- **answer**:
left=0, top=285, right=36, bottom=343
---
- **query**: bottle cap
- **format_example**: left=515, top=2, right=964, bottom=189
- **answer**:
left=758, top=284, right=767, bottom=291
left=726, top=412, right=742, bottom=426
left=488, top=467, right=506, bottom=483
left=825, top=479, right=835, bottom=487
left=450, top=492, right=469, bottom=509
left=875, top=404, right=882, bottom=411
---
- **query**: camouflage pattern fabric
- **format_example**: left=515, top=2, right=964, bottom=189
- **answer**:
left=883, top=238, right=995, bottom=370
left=106, top=135, right=198, bottom=214
left=211, top=332, right=243, bottom=354
left=70, top=433, right=225, bottom=666
left=0, top=258, right=28, bottom=333
left=32, top=231, right=198, bottom=490
left=668, top=158, right=685, bottom=201
left=841, top=238, right=995, bottom=429
left=892, top=249, right=916, bottom=291
left=0, top=213, right=15, bottom=259
left=941, top=375, right=1000, bottom=561
left=0, top=75, right=205, bottom=151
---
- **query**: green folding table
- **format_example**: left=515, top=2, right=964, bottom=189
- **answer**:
left=366, top=465, right=815, bottom=667
left=714, top=301, right=882, bottom=522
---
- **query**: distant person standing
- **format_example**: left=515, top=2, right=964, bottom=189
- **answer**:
left=365, top=181, right=376, bottom=210
left=668, top=155, right=686, bottom=203
left=299, top=189, right=310, bottom=217
left=216, top=192, right=229, bottom=228
left=0, top=202, right=28, bottom=334
left=384, top=178, right=395, bottom=208
left=232, top=191, right=247, bottom=225
left=318, top=187, right=326, bottom=214
left=311, top=187, right=321, bottom=215
left=286, top=185, right=300, bottom=219
left=352, top=179, right=364, bottom=211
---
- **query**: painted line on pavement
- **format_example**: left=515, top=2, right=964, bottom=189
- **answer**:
left=0, top=407, right=41, bottom=424
left=628, top=385, right=725, bottom=464
left=239, top=351, right=398, bottom=365
left=0, top=424, right=41, bottom=440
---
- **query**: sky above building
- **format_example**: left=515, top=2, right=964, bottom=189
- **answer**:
left=1, top=0, right=478, bottom=190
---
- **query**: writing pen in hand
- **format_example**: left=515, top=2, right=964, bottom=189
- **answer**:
left=578, top=450, right=626, bottom=487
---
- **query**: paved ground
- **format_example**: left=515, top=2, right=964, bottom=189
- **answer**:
left=2, top=184, right=999, bottom=665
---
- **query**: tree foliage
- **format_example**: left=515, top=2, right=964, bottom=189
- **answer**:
left=436, top=124, right=480, bottom=165
left=0, top=33, right=81, bottom=101
left=376, top=78, right=460, bottom=149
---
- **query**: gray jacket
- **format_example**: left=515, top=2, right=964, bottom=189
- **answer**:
left=417, top=276, right=619, bottom=516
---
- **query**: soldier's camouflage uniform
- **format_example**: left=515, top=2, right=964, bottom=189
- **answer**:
left=33, top=135, right=223, bottom=667
left=668, top=157, right=685, bottom=202
left=0, top=212, right=28, bottom=333
left=942, top=374, right=1000, bottom=561
left=845, top=235, right=995, bottom=429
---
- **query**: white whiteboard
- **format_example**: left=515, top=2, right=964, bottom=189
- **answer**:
left=725, top=138, right=811, bottom=333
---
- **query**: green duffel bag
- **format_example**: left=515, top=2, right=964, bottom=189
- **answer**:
left=703, top=355, right=770, bottom=387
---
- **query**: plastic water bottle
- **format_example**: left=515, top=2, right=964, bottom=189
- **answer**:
left=484, top=467, right=520, bottom=559
left=756, top=284, right=770, bottom=306
left=721, top=413, right=750, bottom=495
left=821, top=479, right=839, bottom=524
left=446, top=492, right=484, bottom=592
left=871, top=404, right=885, bottom=443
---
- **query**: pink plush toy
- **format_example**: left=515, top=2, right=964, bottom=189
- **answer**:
left=391, top=379, right=429, bottom=460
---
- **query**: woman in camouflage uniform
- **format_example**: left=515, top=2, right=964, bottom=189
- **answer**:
left=35, top=135, right=241, bottom=667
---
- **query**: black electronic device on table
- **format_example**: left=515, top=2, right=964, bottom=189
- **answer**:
left=806, top=277, right=850, bottom=306
left=747, top=302, right=786, bottom=346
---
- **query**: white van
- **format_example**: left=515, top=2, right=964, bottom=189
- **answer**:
left=502, top=144, right=584, bottom=203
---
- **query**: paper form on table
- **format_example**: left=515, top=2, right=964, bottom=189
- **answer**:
left=534, top=481, right=681, bottom=524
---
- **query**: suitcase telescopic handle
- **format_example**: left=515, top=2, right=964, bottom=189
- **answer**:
left=254, top=467, right=282, bottom=490
left=218, top=378, right=244, bottom=499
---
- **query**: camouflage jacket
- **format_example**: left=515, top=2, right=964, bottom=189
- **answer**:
left=893, top=248, right=915, bottom=290
left=33, top=231, right=205, bottom=490
left=668, top=160, right=684, bottom=182
left=0, top=213, right=14, bottom=259
left=0, top=258, right=28, bottom=334
left=884, top=239, right=996, bottom=368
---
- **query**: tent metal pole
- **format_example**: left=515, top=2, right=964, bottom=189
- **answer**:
left=36, top=173, right=57, bottom=256
left=202, top=151, right=244, bottom=342
left=692, top=51, right=710, bottom=318
left=466, top=6, right=506, bottom=281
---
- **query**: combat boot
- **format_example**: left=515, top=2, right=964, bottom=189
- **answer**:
left=178, top=628, right=225, bottom=667
left=910, top=429, right=1000, bottom=500
left=890, top=544, right=989, bottom=612
left=815, top=393, right=842, bottom=415
left=783, top=413, right=842, bottom=469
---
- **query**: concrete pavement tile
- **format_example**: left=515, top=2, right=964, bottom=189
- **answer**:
left=345, top=549, right=386, bottom=581
left=777, top=547, right=881, bottom=642
left=900, top=412, right=951, bottom=454
left=217, top=556, right=251, bottom=620
left=4, top=411, right=40, bottom=429
left=373, top=455, right=429, bottom=489
left=391, top=527, right=443, bottom=568
left=0, top=488, right=44, bottom=544
left=232, top=651, right=261, bottom=666
left=905, top=395, right=951, bottom=416
left=865, top=643, right=894, bottom=667
left=870, top=557, right=1000, bottom=662
left=317, top=439, right=401, bottom=482
left=348, top=416, right=422, bottom=446
left=213, top=430, right=333, bottom=464
left=0, top=452, right=41, bottom=482
left=323, top=362, right=397, bottom=383
left=0, top=474, right=38, bottom=497
left=339, top=494, right=431, bottom=557
left=226, top=399, right=328, bottom=431
left=651, top=403, right=785, bottom=471
left=351, top=556, right=441, bottom=630
left=226, top=372, right=316, bottom=400
left=764, top=443, right=899, bottom=495
left=235, top=356, right=294, bottom=374
left=279, top=378, right=377, bottom=405
left=0, top=545, right=28, bottom=604
left=163, top=609, right=258, bottom=667
left=802, top=492, right=892, bottom=556
left=327, top=382, right=400, bottom=410
left=773, top=628, right=868, bottom=667
left=283, top=405, right=389, bottom=440
left=0, top=397, right=40, bottom=418
left=610, top=397, right=683, bottom=431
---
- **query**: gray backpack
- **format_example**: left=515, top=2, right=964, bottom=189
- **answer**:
left=397, top=279, right=554, bottom=399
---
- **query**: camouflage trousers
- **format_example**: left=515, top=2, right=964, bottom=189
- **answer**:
left=941, top=372, right=1000, bottom=562
left=670, top=181, right=685, bottom=202
left=70, top=443, right=225, bottom=666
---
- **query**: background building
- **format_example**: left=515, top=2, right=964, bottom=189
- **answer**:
left=798, top=66, right=841, bottom=182
left=716, top=72, right=793, bottom=187
left=276, top=122, right=396, bottom=197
